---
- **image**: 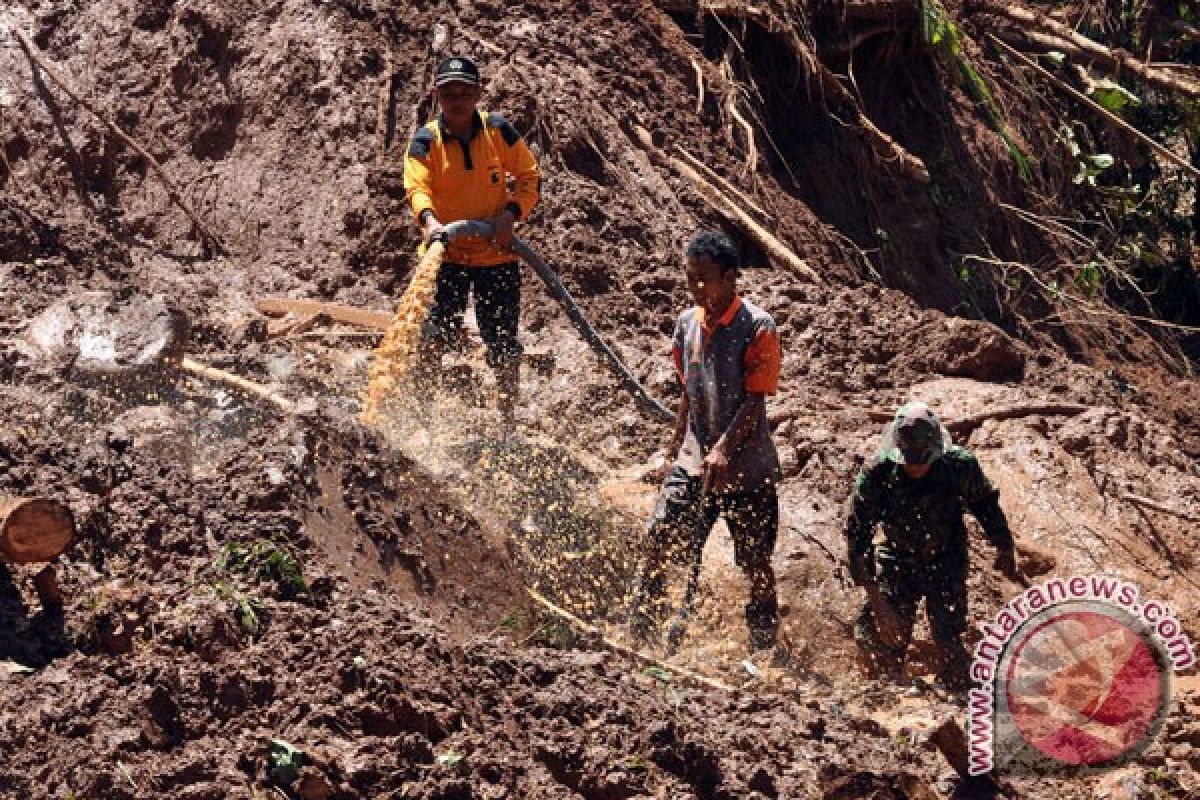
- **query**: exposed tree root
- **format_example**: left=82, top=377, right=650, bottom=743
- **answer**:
left=1121, top=493, right=1198, bottom=523
left=631, top=125, right=819, bottom=281
left=769, top=402, right=1088, bottom=437
left=988, top=35, right=1200, bottom=180
left=972, top=0, right=1200, bottom=97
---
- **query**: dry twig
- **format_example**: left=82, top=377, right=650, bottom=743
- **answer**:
left=988, top=35, right=1200, bottom=180
left=526, top=588, right=734, bottom=693
left=976, top=0, right=1200, bottom=97
left=11, top=26, right=229, bottom=255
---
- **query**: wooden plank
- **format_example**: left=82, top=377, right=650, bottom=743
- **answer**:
left=255, top=298, right=393, bottom=331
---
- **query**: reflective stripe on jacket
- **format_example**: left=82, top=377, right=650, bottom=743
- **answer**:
left=404, top=110, right=539, bottom=267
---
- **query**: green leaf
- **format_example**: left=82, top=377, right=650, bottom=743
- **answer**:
left=268, top=738, right=306, bottom=786
left=643, top=665, right=674, bottom=682
left=1089, top=79, right=1141, bottom=113
left=1086, top=153, right=1115, bottom=170
left=437, top=750, right=464, bottom=767
left=1043, top=50, right=1066, bottom=65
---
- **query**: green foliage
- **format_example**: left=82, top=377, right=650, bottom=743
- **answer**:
left=1075, top=261, right=1104, bottom=297
left=267, top=738, right=306, bottom=786
left=1059, top=126, right=1119, bottom=187
left=210, top=580, right=264, bottom=634
left=218, top=540, right=310, bottom=601
left=920, top=0, right=1033, bottom=179
left=643, top=665, right=674, bottom=682
left=1089, top=79, right=1141, bottom=114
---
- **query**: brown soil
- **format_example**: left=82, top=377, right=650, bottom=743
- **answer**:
left=2, top=0, right=1199, bottom=797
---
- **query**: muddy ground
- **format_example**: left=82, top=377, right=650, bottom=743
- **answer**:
left=1, top=0, right=1199, bottom=797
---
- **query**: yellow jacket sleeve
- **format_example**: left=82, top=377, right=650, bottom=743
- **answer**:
left=403, top=127, right=437, bottom=222
left=503, top=137, right=539, bottom=221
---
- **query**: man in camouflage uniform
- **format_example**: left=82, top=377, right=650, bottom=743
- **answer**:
left=844, top=401, right=1022, bottom=688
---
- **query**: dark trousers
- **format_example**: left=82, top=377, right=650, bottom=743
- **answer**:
left=630, top=467, right=779, bottom=644
left=421, top=261, right=523, bottom=368
left=854, top=557, right=970, bottom=684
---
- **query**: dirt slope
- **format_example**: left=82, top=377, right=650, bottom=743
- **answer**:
left=2, top=0, right=1199, bottom=797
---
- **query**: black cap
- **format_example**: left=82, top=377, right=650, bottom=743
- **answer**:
left=435, top=56, right=480, bottom=87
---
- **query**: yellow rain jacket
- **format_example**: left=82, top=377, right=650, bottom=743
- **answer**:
left=404, top=110, right=540, bottom=267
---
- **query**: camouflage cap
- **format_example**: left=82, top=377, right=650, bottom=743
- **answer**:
left=884, top=401, right=947, bottom=466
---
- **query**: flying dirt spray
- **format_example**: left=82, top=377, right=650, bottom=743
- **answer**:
left=361, top=220, right=674, bottom=422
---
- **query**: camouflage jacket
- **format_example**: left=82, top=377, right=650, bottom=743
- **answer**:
left=844, top=446, right=1013, bottom=583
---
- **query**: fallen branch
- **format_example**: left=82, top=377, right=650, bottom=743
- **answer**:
left=267, top=312, right=326, bottom=339
left=11, top=26, right=229, bottom=256
left=974, top=0, right=1200, bottom=97
left=691, top=57, right=705, bottom=115
left=1121, top=493, right=1198, bottom=523
left=676, top=146, right=768, bottom=217
left=944, top=402, right=1088, bottom=437
left=728, top=100, right=759, bottom=177
left=375, top=47, right=393, bottom=164
left=255, top=298, right=393, bottom=331
left=794, top=34, right=930, bottom=184
left=526, top=588, right=734, bottom=693
left=768, top=402, right=1088, bottom=438
left=180, top=356, right=296, bottom=415
left=632, top=125, right=819, bottom=282
left=988, top=35, right=1200, bottom=181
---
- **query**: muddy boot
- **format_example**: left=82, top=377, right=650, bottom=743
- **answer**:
left=32, top=565, right=64, bottom=614
left=746, top=597, right=779, bottom=651
left=855, top=603, right=906, bottom=681
left=934, top=638, right=971, bottom=693
left=494, top=359, right=520, bottom=416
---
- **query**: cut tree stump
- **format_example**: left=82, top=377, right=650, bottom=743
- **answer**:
left=0, top=496, right=75, bottom=564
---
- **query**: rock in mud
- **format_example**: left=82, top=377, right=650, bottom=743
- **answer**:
left=24, top=293, right=189, bottom=390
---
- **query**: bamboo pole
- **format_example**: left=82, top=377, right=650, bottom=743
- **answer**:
left=526, top=588, right=735, bottom=693
left=11, top=26, right=229, bottom=256
left=180, top=356, right=296, bottom=414
left=676, top=147, right=768, bottom=218
left=632, top=125, right=820, bottom=282
left=988, top=35, right=1200, bottom=181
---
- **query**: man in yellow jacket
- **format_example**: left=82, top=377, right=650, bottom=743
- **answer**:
left=404, top=55, right=540, bottom=412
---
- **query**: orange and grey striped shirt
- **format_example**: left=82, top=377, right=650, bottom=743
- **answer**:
left=671, top=295, right=782, bottom=492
